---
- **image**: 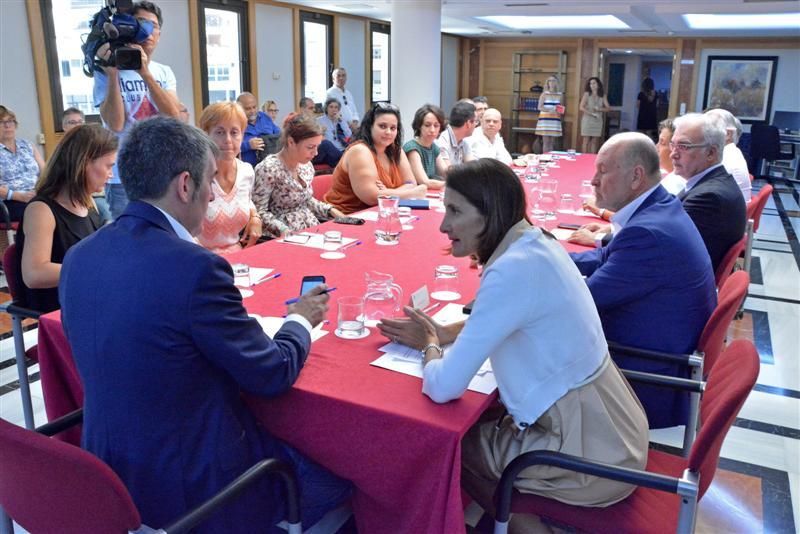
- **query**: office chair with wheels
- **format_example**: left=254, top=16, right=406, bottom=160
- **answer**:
left=750, top=123, right=796, bottom=183
left=0, top=409, right=302, bottom=534
left=492, top=339, right=759, bottom=534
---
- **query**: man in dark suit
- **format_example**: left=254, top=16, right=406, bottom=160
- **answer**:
left=570, top=132, right=717, bottom=428
left=59, top=117, right=350, bottom=532
left=672, top=112, right=747, bottom=272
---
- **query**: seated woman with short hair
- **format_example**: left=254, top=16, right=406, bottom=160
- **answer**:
left=378, top=159, right=648, bottom=518
left=16, top=124, right=116, bottom=312
left=197, top=101, right=262, bottom=254
left=324, top=103, right=427, bottom=214
left=252, top=113, right=345, bottom=237
left=318, top=98, right=352, bottom=152
left=403, top=104, right=447, bottom=190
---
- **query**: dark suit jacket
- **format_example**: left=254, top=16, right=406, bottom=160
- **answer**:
left=571, top=186, right=717, bottom=428
left=60, top=201, right=311, bottom=532
left=679, top=164, right=747, bottom=272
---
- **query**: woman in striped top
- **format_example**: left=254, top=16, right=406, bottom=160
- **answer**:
left=534, top=76, right=564, bottom=154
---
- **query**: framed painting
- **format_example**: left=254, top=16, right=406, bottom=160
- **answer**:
left=702, top=56, right=778, bottom=123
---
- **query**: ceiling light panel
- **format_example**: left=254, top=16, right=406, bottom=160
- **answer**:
left=478, top=15, right=630, bottom=30
left=683, top=13, right=800, bottom=29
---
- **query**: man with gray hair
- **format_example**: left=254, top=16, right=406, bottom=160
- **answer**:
left=705, top=108, right=751, bottom=201
left=326, top=67, right=359, bottom=130
left=570, top=132, right=716, bottom=428
left=672, top=112, right=747, bottom=271
left=60, top=116, right=351, bottom=531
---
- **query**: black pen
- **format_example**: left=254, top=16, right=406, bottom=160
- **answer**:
left=284, top=287, right=337, bottom=305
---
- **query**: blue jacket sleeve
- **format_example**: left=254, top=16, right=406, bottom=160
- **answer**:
left=189, top=253, right=311, bottom=397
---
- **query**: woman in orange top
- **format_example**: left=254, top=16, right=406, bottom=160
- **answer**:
left=325, top=103, right=426, bottom=214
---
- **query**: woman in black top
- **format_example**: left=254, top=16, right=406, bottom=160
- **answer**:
left=636, top=77, right=659, bottom=141
left=16, top=124, right=117, bottom=312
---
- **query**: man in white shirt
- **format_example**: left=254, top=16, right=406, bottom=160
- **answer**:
left=326, top=67, right=359, bottom=131
left=436, top=101, right=477, bottom=174
left=705, top=108, right=752, bottom=201
left=468, top=108, right=512, bottom=165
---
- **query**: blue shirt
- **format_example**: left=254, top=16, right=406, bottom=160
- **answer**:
left=0, top=138, right=39, bottom=191
left=241, top=112, right=280, bottom=166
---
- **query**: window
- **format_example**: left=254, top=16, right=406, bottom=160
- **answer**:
left=198, top=0, right=249, bottom=105
left=41, top=0, right=104, bottom=131
left=370, top=23, right=390, bottom=104
left=300, top=11, right=333, bottom=104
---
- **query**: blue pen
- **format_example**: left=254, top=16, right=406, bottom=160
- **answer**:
left=285, top=287, right=337, bottom=305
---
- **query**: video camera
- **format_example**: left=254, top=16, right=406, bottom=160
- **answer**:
left=81, top=0, right=154, bottom=76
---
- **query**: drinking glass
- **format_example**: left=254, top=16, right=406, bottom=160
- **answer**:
left=539, top=191, right=558, bottom=224
left=567, top=148, right=577, bottom=158
left=530, top=183, right=545, bottom=221
left=431, top=265, right=460, bottom=301
left=558, top=194, right=575, bottom=214
left=579, top=180, right=594, bottom=199
left=231, top=263, right=250, bottom=288
left=336, top=296, right=367, bottom=339
left=323, top=230, right=342, bottom=251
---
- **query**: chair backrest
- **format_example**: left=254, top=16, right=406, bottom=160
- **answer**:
left=698, top=271, right=750, bottom=374
left=312, top=173, right=334, bottom=201
left=688, top=339, right=759, bottom=499
left=2, top=243, right=22, bottom=301
left=749, top=123, right=781, bottom=162
left=0, top=417, right=141, bottom=533
left=714, top=234, right=746, bottom=289
left=746, top=184, right=773, bottom=233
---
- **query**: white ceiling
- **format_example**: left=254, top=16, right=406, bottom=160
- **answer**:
left=277, top=0, right=800, bottom=38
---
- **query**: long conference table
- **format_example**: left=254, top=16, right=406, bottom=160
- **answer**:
left=36, top=153, right=599, bottom=533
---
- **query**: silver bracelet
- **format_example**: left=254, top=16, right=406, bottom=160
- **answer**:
left=421, top=343, right=443, bottom=360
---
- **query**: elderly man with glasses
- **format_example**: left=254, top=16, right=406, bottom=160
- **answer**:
left=62, top=107, right=86, bottom=132
left=671, top=112, right=747, bottom=272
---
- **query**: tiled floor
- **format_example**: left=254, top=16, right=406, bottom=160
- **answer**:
left=1, top=180, right=798, bottom=533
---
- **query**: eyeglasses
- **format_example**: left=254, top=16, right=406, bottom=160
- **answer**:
left=267, top=108, right=279, bottom=113
left=0, top=120, right=17, bottom=127
left=65, top=119, right=85, bottom=126
left=373, top=102, right=399, bottom=112
left=669, top=141, right=709, bottom=153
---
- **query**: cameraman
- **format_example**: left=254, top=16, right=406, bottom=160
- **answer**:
left=94, top=0, right=180, bottom=219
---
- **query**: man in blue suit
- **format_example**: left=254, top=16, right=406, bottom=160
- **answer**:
left=671, top=112, right=747, bottom=273
left=570, top=133, right=717, bottom=428
left=59, top=117, right=350, bottom=532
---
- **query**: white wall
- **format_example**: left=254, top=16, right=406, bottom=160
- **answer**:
left=695, top=47, right=800, bottom=131
left=0, top=0, right=43, bottom=146
left=441, top=34, right=460, bottom=111
left=338, top=17, right=366, bottom=119
left=255, top=3, right=295, bottom=126
left=156, top=0, right=194, bottom=122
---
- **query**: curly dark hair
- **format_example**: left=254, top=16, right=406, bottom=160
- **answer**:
left=353, top=103, right=403, bottom=163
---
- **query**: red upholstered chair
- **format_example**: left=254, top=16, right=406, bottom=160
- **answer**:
left=0, top=243, right=41, bottom=429
left=312, top=173, right=334, bottom=201
left=313, top=163, right=333, bottom=176
left=0, top=410, right=302, bottom=534
left=747, top=183, right=773, bottom=233
left=715, top=234, right=746, bottom=290
left=492, top=339, right=759, bottom=534
left=609, top=271, right=750, bottom=453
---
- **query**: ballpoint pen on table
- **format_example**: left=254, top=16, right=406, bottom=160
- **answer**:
left=284, top=287, right=338, bottom=305
left=254, top=272, right=281, bottom=285
left=338, top=240, right=362, bottom=251
left=422, top=302, right=441, bottom=314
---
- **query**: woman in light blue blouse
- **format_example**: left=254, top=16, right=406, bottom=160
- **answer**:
left=0, top=105, right=45, bottom=222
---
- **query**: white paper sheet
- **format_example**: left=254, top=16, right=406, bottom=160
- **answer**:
left=248, top=267, right=274, bottom=286
left=349, top=211, right=414, bottom=225
left=277, top=233, right=358, bottom=250
left=249, top=315, right=328, bottom=342
left=549, top=228, right=575, bottom=241
left=369, top=303, right=497, bottom=395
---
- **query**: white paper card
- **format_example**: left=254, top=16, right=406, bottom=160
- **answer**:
left=249, top=314, right=328, bottom=342
left=410, top=285, right=430, bottom=310
left=278, top=233, right=357, bottom=250
left=249, top=267, right=274, bottom=286
left=432, top=302, right=469, bottom=325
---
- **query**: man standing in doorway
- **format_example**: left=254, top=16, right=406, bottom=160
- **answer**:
left=326, top=67, right=360, bottom=131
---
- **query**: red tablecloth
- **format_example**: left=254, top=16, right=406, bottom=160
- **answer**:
left=37, top=153, right=598, bottom=533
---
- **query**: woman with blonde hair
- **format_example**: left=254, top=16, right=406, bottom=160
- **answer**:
left=16, top=124, right=117, bottom=312
left=534, top=76, right=564, bottom=154
left=198, top=101, right=262, bottom=254
left=252, top=113, right=345, bottom=237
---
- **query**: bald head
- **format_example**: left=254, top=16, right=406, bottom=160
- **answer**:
left=481, top=108, right=502, bottom=139
left=592, top=132, right=661, bottom=211
left=236, top=92, right=259, bottom=123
